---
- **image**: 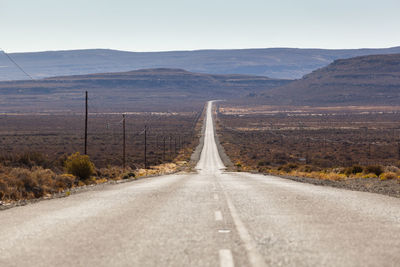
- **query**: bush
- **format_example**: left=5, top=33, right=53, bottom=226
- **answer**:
left=17, top=152, right=52, bottom=168
left=344, top=165, right=363, bottom=176
left=384, top=165, right=400, bottom=174
left=55, top=174, right=76, bottom=190
left=0, top=179, right=8, bottom=200
left=65, top=152, right=95, bottom=180
left=257, top=161, right=270, bottom=167
left=122, top=172, right=136, bottom=179
left=362, top=173, right=377, bottom=179
left=365, top=165, right=383, bottom=176
left=379, top=172, right=397, bottom=181
left=98, top=166, right=131, bottom=180
left=278, top=163, right=298, bottom=172
left=298, top=165, right=319, bottom=173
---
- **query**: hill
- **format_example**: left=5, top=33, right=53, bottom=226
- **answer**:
left=0, top=68, right=290, bottom=113
left=261, top=54, right=400, bottom=106
left=2, top=47, right=400, bottom=81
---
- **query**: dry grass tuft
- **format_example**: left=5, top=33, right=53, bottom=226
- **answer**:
left=379, top=172, right=397, bottom=181
left=0, top=165, right=76, bottom=201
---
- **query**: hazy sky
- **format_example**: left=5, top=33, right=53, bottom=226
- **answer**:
left=1, top=0, right=400, bottom=53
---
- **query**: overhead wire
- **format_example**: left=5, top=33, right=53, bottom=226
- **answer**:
left=0, top=49, right=34, bottom=80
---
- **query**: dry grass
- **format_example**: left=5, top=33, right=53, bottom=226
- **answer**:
left=379, top=172, right=398, bottom=181
left=258, top=164, right=400, bottom=182
left=0, top=165, right=76, bottom=201
left=0, top=155, right=189, bottom=203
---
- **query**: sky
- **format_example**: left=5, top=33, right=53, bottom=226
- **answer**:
left=1, top=0, right=400, bottom=53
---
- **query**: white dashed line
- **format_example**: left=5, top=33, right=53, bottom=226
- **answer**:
left=222, top=189, right=266, bottom=267
left=215, top=211, right=223, bottom=221
left=214, top=193, right=219, bottom=200
left=219, top=249, right=234, bottom=267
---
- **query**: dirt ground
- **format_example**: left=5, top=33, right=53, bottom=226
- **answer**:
left=275, top=174, right=400, bottom=198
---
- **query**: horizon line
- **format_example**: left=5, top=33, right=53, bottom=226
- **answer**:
left=4, top=45, right=400, bottom=54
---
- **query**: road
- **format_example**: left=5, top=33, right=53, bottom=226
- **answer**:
left=1, top=101, right=400, bottom=266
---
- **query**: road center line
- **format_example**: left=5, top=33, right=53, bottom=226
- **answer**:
left=219, top=249, right=234, bottom=267
left=215, top=211, right=223, bottom=221
left=222, top=188, right=266, bottom=267
left=214, top=193, right=219, bottom=200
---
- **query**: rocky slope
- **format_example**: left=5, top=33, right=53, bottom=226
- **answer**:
left=262, top=53, right=400, bottom=106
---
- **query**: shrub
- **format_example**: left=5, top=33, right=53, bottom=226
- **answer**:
left=384, top=165, right=400, bottom=174
left=122, top=172, right=136, bottom=179
left=344, top=165, right=363, bottom=176
left=65, top=152, right=95, bottom=180
left=278, top=163, right=298, bottom=172
left=362, top=173, right=378, bottom=179
left=55, top=174, right=76, bottom=190
left=379, top=172, right=397, bottom=181
left=17, top=152, right=52, bottom=168
left=0, top=179, right=8, bottom=200
left=257, top=161, right=270, bottom=167
left=298, top=165, right=319, bottom=173
left=98, top=166, right=129, bottom=180
left=365, top=165, right=383, bottom=176
left=8, top=167, right=49, bottom=198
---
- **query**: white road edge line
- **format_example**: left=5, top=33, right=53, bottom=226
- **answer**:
left=222, top=190, right=266, bottom=267
left=219, top=249, right=234, bottom=267
left=215, top=211, right=223, bottom=221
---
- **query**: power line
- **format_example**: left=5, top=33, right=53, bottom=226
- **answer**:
left=0, top=49, right=34, bottom=80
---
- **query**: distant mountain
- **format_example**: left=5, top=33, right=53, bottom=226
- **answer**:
left=1, top=47, right=400, bottom=81
left=262, top=54, right=400, bottom=106
left=0, top=68, right=291, bottom=113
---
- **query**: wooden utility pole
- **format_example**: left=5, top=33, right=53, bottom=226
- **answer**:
left=84, top=91, right=88, bottom=155
left=155, top=135, right=158, bottom=149
left=144, top=125, right=147, bottom=169
left=163, top=136, right=166, bottom=162
left=174, top=136, right=177, bottom=155
left=169, top=135, right=173, bottom=157
left=397, top=142, right=400, bottom=160
left=122, top=114, right=126, bottom=169
left=368, top=143, right=371, bottom=158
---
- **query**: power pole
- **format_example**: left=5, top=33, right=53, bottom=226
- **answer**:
left=122, top=114, right=126, bottom=169
left=367, top=143, right=371, bottom=158
left=84, top=91, right=88, bottom=155
left=156, top=135, right=159, bottom=149
left=144, top=125, right=147, bottom=169
left=169, top=135, right=172, bottom=157
left=163, top=136, right=166, bottom=162
left=398, top=142, right=400, bottom=160
left=174, top=136, right=177, bottom=155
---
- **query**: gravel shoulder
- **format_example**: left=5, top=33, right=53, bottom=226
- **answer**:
left=270, top=173, right=400, bottom=198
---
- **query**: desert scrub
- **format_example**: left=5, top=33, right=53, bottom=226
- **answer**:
left=65, top=152, right=95, bottom=180
left=344, top=165, right=363, bottom=176
left=97, top=166, right=132, bottom=180
left=365, top=165, right=384, bottom=176
left=362, top=173, right=378, bottom=179
left=384, top=165, right=400, bottom=174
left=278, top=163, right=298, bottom=172
left=379, top=172, right=397, bottom=181
left=0, top=166, right=76, bottom=201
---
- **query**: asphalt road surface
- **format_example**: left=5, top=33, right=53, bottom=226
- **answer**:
left=1, top=101, right=400, bottom=267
